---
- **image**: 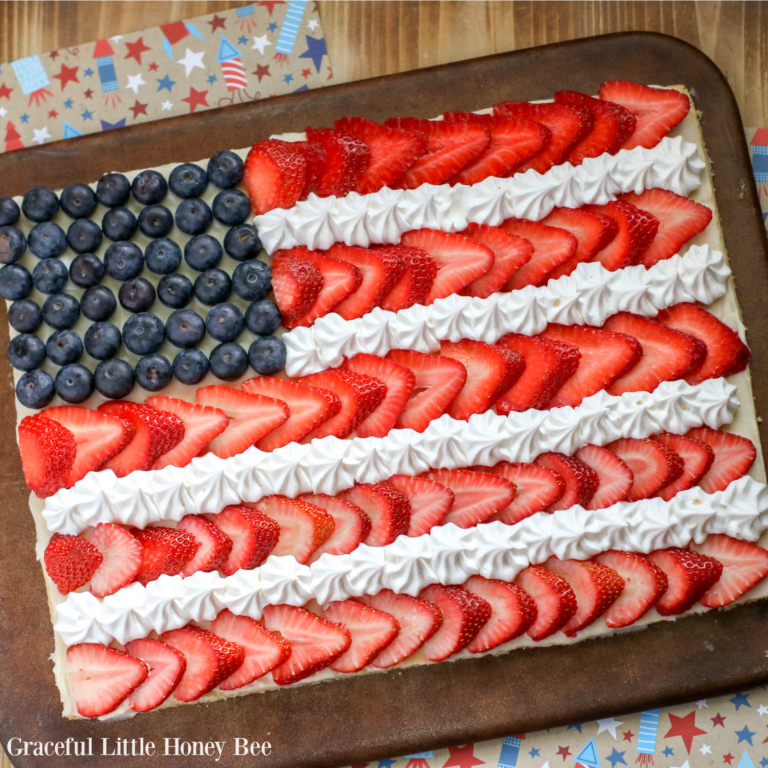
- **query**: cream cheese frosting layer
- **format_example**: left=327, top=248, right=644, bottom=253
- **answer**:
left=42, top=378, right=738, bottom=536
left=282, top=243, right=729, bottom=376
left=253, top=136, right=706, bottom=253
left=53, top=475, right=768, bottom=647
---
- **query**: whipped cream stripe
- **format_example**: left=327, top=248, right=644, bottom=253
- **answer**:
left=54, top=475, right=768, bottom=647
left=282, top=243, right=729, bottom=376
left=254, top=136, right=705, bottom=253
left=42, top=378, right=739, bottom=536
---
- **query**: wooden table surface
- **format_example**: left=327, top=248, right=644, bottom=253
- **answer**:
left=0, top=2, right=765, bottom=766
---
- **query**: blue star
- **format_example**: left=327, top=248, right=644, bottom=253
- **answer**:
left=299, top=35, right=327, bottom=73
left=731, top=693, right=751, bottom=710
left=662, top=747, right=674, bottom=757
left=20, top=113, right=29, bottom=124
left=81, top=109, right=94, bottom=121
left=207, top=74, right=217, bottom=85
left=156, top=74, right=176, bottom=93
left=268, top=22, right=278, bottom=32
left=377, top=761, right=396, bottom=768
left=283, top=73, right=294, bottom=84
left=606, top=749, right=626, bottom=768
left=760, top=759, right=768, bottom=768
left=735, top=725, right=756, bottom=745
left=83, top=67, right=94, bottom=77
left=567, top=724, right=583, bottom=733
left=529, top=748, right=541, bottom=758
left=63, top=98, right=73, bottom=109
left=238, top=35, right=248, bottom=45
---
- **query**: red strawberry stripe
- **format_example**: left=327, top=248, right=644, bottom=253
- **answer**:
left=377, top=244, right=437, bottom=312
left=18, top=414, right=76, bottom=498
left=271, top=251, right=324, bottom=325
left=651, top=432, right=714, bottom=501
left=212, top=505, right=280, bottom=576
left=343, top=481, right=411, bottom=546
left=574, top=444, right=634, bottom=510
left=125, top=638, right=186, bottom=712
left=298, top=493, right=372, bottom=562
left=686, top=427, right=756, bottom=494
left=244, top=139, right=307, bottom=215
left=586, top=200, right=659, bottom=271
left=534, top=452, right=598, bottom=511
left=606, top=437, right=683, bottom=501
left=305, top=128, right=370, bottom=198
left=485, top=462, right=565, bottom=525
left=648, top=548, right=722, bottom=616
left=389, top=473, right=454, bottom=537
left=515, top=565, right=578, bottom=642
left=44, top=533, right=103, bottom=594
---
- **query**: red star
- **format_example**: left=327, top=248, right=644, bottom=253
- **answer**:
left=148, top=62, right=159, bottom=72
left=763, top=724, right=768, bottom=744
left=207, top=13, right=227, bottom=31
left=49, top=50, right=59, bottom=60
left=258, top=0, right=285, bottom=14
left=125, top=37, right=151, bottom=65
left=443, top=744, right=485, bottom=768
left=301, top=68, right=311, bottom=79
left=327, top=65, right=333, bottom=80
left=723, top=755, right=734, bottom=765
left=253, top=63, right=271, bottom=82
left=83, top=88, right=93, bottom=99
left=54, top=63, right=79, bottom=90
left=47, top=109, right=58, bottom=119
left=711, top=713, right=726, bottom=727
left=129, top=100, right=148, bottom=119
left=664, top=711, right=707, bottom=754
left=182, top=87, right=209, bottom=113
left=622, top=730, right=635, bottom=742
left=0, top=83, right=12, bottom=99
left=556, top=747, right=571, bottom=761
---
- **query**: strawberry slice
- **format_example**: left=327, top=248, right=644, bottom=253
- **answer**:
left=125, top=638, right=186, bottom=712
left=443, top=112, right=550, bottom=184
left=493, top=101, right=593, bottom=173
left=242, top=377, right=340, bottom=451
left=514, top=565, right=578, bottom=641
left=244, top=139, right=307, bottom=215
left=647, top=548, right=723, bottom=616
left=690, top=534, right=768, bottom=608
left=544, top=557, right=625, bottom=636
left=326, top=243, right=403, bottom=320
left=439, top=339, right=524, bottom=420
left=574, top=444, right=634, bottom=509
left=386, top=349, right=467, bottom=433
left=460, top=223, right=533, bottom=298
left=298, top=493, right=372, bottom=562
left=44, top=533, right=103, bottom=594
left=87, top=523, right=143, bottom=598
left=485, top=462, right=565, bottom=525
left=299, top=368, right=386, bottom=440
left=294, top=139, right=326, bottom=198
left=389, top=474, right=454, bottom=537
left=621, top=189, right=713, bottom=267
left=656, top=302, right=751, bottom=385
left=270, top=250, right=324, bottom=326
left=400, top=228, right=495, bottom=303
left=342, top=481, right=411, bottom=546
left=98, top=401, right=185, bottom=477
left=305, top=127, right=370, bottom=197
left=543, top=207, right=619, bottom=280
left=210, top=609, right=291, bottom=690
left=255, top=495, right=335, bottom=564
left=67, top=643, right=149, bottom=718
left=335, top=116, right=428, bottom=195
left=495, top=333, right=580, bottom=412
left=377, top=245, right=437, bottom=312
left=383, top=117, right=489, bottom=189
left=145, top=397, right=229, bottom=470
left=18, top=413, right=76, bottom=498
left=262, top=604, right=351, bottom=685
left=421, top=468, right=515, bottom=529
left=419, top=584, right=492, bottom=661
left=593, top=551, right=669, bottom=628
left=360, top=590, right=443, bottom=668
left=463, top=575, right=537, bottom=652
left=686, top=428, right=757, bottom=494
left=499, top=219, right=577, bottom=289
left=540, top=324, right=642, bottom=407
left=195, top=385, right=289, bottom=459
left=585, top=200, right=659, bottom=270
left=534, top=453, right=598, bottom=511
left=131, top=526, right=199, bottom=585
left=651, top=432, right=714, bottom=501
left=606, top=437, right=683, bottom=501
left=599, top=81, right=691, bottom=151
left=211, top=505, right=279, bottom=575
left=343, top=353, right=415, bottom=438
left=160, top=626, right=245, bottom=701
left=176, top=515, right=233, bottom=577
left=322, top=599, right=400, bottom=673
left=603, top=312, right=706, bottom=395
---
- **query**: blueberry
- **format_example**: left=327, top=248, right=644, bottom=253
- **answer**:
left=119, top=277, right=156, bottom=313
left=55, top=364, right=95, bottom=404
left=123, top=312, right=164, bottom=355
left=102, top=207, right=138, bottom=242
left=145, top=238, right=182, bottom=274
left=207, top=150, right=245, bottom=189
left=0, top=226, right=26, bottom=264
left=176, top=198, right=213, bottom=236
left=85, top=321, right=122, bottom=360
left=194, top=268, right=231, bottom=305
left=212, top=188, right=250, bottom=226
left=165, top=308, right=205, bottom=348
left=206, top=302, right=244, bottom=342
left=136, top=353, right=173, bottom=392
left=209, top=343, right=248, bottom=381
left=22, top=186, right=59, bottom=222
left=245, top=298, right=282, bottom=336
left=60, top=183, right=97, bottom=219
left=43, top=293, right=80, bottom=330
left=224, top=224, right=262, bottom=261
left=105, top=241, right=144, bottom=280
left=0, top=197, right=20, bottom=227
left=158, top=273, right=193, bottom=309
left=16, top=369, right=55, bottom=409
left=173, top=348, right=209, bottom=385
left=33, top=258, right=68, bottom=294
left=67, top=219, right=103, bottom=254
left=185, top=234, right=222, bottom=271
left=28, top=222, right=67, bottom=259
left=8, top=299, right=43, bottom=333
left=169, top=163, right=209, bottom=199
left=7, top=333, right=46, bottom=371
left=81, top=285, right=116, bottom=322
left=46, top=329, right=84, bottom=366
left=248, top=336, right=287, bottom=375
left=138, top=204, right=174, bottom=238
left=131, top=170, right=168, bottom=205
left=96, top=173, right=131, bottom=208
left=69, top=253, right=105, bottom=288
left=94, top=358, right=135, bottom=400
left=232, top=259, right=271, bottom=301
left=0, top=264, right=32, bottom=300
